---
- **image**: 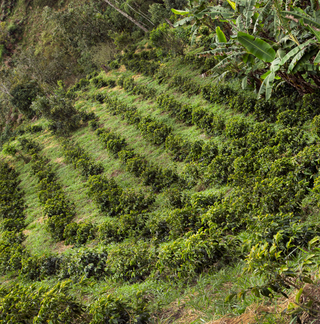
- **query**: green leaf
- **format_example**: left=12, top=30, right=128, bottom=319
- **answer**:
left=227, top=0, right=236, bottom=10
left=200, top=46, right=242, bottom=55
left=258, top=70, right=275, bottom=100
left=216, top=26, right=227, bottom=43
left=261, top=70, right=271, bottom=79
left=208, top=6, right=234, bottom=19
left=282, top=10, right=320, bottom=29
left=171, top=8, right=190, bottom=15
left=241, top=76, right=248, bottom=89
left=245, top=0, right=256, bottom=28
left=287, top=302, right=299, bottom=311
left=260, top=287, right=272, bottom=298
left=288, top=47, right=307, bottom=73
left=225, top=293, right=237, bottom=302
left=307, top=25, right=320, bottom=42
left=237, top=32, right=276, bottom=62
left=291, top=48, right=318, bottom=74
left=302, top=276, right=314, bottom=284
left=295, top=288, right=303, bottom=304
left=279, top=39, right=314, bottom=66
left=308, top=236, right=320, bottom=248
left=251, top=287, right=260, bottom=297
left=173, top=16, right=193, bottom=27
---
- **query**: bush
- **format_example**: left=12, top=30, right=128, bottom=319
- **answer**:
left=87, top=175, right=155, bottom=216
left=89, top=293, right=150, bottom=324
left=181, top=163, right=201, bottom=188
left=157, top=229, right=233, bottom=278
left=59, top=248, right=108, bottom=279
left=64, top=221, right=96, bottom=246
left=225, top=118, right=251, bottom=139
left=150, top=23, right=186, bottom=56
left=166, top=187, right=190, bottom=209
left=166, top=207, right=201, bottom=239
left=20, top=254, right=61, bottom=280
left=0, top=281, right=85, bottom=324
left=32, top=91, right=80, bottom=135
left=106, top=241, right=156, bottom=281
left=10, top=80, right=41, bottom=119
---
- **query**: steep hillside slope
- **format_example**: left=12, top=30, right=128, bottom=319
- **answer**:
left=1, top=50, right=320, bottom=323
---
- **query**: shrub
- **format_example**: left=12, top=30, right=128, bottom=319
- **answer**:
left=87, top=175, right=154, bottom=216
left=186, top=140, right=204, bottom=162
left=64, top=221, right=96, bottom=246
left=20, top=254, right=61, bottom=280
left=181, top=163, right=201, bottom=188
left=89, top=293, right=150, bottom=324
left=10, top=80, right=41, bottom=119
left=254, top=99, right=278, bottom=122
left=271, top=127, right=308, bottom=154
left=32, top=92, right=80, bottom=135
left=106, top=241, right=156, bottom=281
left=157, top=229, right=233, bottom=278
left=0, top=281, right=85, bottom=323
left=207, top=153, right=234, bottom=185
left=166, top=207, right=201, bottom=239
left=225, top=118, right=251, bottom=139
left=165, top=135, right=189, bottom=161
left=312, top=115, right=320, bottom=137
left=59, top=248, right=108, bottom=279
left=97, top=220, right=123, bottom=244
left=277, top=109, right=300, bottom=127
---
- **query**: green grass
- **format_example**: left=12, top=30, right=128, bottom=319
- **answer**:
left=3, top=57, right=320, bottom=324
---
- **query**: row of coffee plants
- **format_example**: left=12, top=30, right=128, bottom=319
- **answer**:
left=91, top=91, right=173, bottom=146
left=0, top=148, right=150, bottom=320
left=61, top=139, right=155, bottom=218
left=114, top=49, right=160, bottom=77
left=113, top=50, right=320, bottom=130
left=0, top=160, right=27, bottom=274
left=91, top=82, right=221, bottom=167
left=90, top=124, right=182, bottom=192
left=112, top=48, right=215, bottom=78
left=17, top=138, right=76, bottom=242
left=1, top=276, right=150, bottom=323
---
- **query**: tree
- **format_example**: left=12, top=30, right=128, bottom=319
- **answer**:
left=103, top=0, right=149, bottom=33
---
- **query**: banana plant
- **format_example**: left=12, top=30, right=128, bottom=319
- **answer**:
left=172, top=0, right=234, bottom=43
left=172, top=0, right=320, bottom=98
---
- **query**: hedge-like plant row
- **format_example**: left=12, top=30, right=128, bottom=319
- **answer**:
left=2, top=263, right=150, bottom=323
left=112, top=49, right=320, bottom=129
left=0, top=160, right=27, bottom=274
left=17, top=138, right=76, bottom=242
left=112, top=48, right=215, bottom=78
left=89, top=87, right=221, bottom=168
left=89, top=124, right=182, bottom=192
left=61, top=139, right=156, bottom=219
left=92, top=92, right=173, bottom=146
left=90, top=76, right=319, bottom=193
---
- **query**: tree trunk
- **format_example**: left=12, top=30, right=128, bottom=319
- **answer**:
left=277, top=71, right=316, bottom=96
left=103, top=0, right=149, bottom=33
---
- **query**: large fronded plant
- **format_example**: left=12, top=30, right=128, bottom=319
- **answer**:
left=172, top=0, right=320, bottom=99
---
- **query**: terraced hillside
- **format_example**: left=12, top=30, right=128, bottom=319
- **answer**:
left=2, top=52, right=320, bottom=323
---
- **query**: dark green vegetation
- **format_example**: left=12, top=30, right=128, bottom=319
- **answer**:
left=2, top=0, right=320, bottom=323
